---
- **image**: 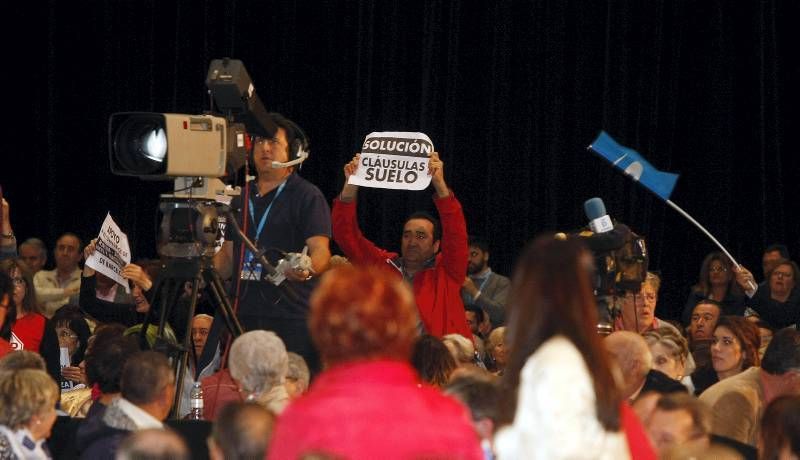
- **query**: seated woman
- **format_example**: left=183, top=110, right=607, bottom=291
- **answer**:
left=79, top=240, right=187, bottom=343
left=643, top=327, right=695, bottom=391
left=495, top=235, right=649, bottom=458
left=228, top=330, right=290, bottom=415
left=681, top=252, right=748, bottom=325
left=689, top=315, right=760, bottom=396
left=50, top=304, right=91, bottom=391
left=486, top=326, right=508, bottom=376
left=0, top=369, right=59, bottom=459
left=748, top=259, right=800, bottom=330
left=0, top=259, right=60, bottom=381
left=443, top=333, right=484, bottom=373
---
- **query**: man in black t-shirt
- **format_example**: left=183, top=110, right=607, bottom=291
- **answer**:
left=214, top=113, right=331, bottom=372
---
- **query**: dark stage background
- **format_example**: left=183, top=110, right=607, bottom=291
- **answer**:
left=3, top=0, right=799, bottom=322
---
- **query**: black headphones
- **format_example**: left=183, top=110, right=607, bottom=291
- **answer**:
left=281, top=116, right=310, bottom=163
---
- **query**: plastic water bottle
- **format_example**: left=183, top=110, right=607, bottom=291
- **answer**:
left=189, top=382, right=204, bottom=420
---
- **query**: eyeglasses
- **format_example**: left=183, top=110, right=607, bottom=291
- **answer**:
left=624, top=293, right=657, bottom=302
left=771, top=271, right=793, bottom=279
left=11, top=277, right=24, bottom=286
left=709, top=266, right=728, bottom=273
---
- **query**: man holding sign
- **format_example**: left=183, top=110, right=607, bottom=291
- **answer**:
left=332, top=145, right=471, bottom=340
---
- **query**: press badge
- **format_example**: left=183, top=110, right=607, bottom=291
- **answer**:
left=241, top=251, right=263, bottom=280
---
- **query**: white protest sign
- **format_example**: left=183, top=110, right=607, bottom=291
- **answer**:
left=85, top=213, right=132, bottom=293
left=348, top=132, right=434, bottom=190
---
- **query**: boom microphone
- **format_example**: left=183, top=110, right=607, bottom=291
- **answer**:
left=271, top=145, right=310, bottom=169
left=270, top=157, right=306, bottom=169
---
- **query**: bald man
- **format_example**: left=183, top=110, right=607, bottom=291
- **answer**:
left=176, top=314, right=219, bottom=418
left=605, top=331, right=686, bottom=402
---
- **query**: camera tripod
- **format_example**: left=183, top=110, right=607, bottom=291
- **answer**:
left=139, top=197, right=298, bottom=417
left=138, top=254, right=243, bottom=418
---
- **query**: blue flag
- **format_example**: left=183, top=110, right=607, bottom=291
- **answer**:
left=588, top=131, right=679, bottom=201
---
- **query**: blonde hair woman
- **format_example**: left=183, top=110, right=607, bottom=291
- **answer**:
left=0, top=369, right=59, bottom=459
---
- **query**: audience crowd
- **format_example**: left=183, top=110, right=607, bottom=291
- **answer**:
left=0, top=147, right=799, bottom=460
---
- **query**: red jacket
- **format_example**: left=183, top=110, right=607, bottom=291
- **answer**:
left=11, top=312, right=47, bottom=352
left=200, top=368, right=243, bottom=421
left=269, top=360, right=483, bottom=459
left=332, top=193, right=471, bottom=338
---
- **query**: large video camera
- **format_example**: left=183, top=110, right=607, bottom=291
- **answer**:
left=108, top=58, right=273, bottom=258
left=574, top=198, right=649, bottom=333
left=105, top=60, right=273, bottom=411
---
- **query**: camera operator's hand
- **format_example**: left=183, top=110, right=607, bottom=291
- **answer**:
left=339, top=154, right=361, bottom=203
left=281, top=250, right=313, bottom=282
left=428, top=152, right=450, bottom=198
left=284, top=266, right=311, bottom=282
left=122, top=264, right=153, bottom=292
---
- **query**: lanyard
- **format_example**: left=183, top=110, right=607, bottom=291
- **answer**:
left=248, top=181, right=287, bottom=242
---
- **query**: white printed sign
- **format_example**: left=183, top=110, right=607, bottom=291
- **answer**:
left=347, top=132, right=434, bottom=190
left=86, top=213, right=132, bottom=293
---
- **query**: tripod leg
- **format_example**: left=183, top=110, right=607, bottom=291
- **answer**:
left=203, top=267, right=244, bottom=337
left=170, top=276, right=202, bottom=419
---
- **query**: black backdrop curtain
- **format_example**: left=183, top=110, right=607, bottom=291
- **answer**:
left=3, top=0, right=798, bottom=321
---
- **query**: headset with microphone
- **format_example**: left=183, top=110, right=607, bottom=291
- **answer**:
left=269, top=114, right=310, bottom=169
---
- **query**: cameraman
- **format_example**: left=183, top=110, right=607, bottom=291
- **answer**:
left=214, top=113, right=330, bottom=373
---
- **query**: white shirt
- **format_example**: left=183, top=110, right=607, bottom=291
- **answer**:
left=116, top=398, right=164, bottom=430
left=33, top=268, right=81, bottom=318
left=494, top=336, right=629, bottom=459
left=0, top=425, right=50, bottom=460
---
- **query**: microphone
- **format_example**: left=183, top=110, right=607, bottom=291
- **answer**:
left=584, top=197, right=614, bottom=234
left=271, top=157, right=307, bottom=169
left=271, top=145, right=309, bottom=169
left=581, top=197, right=626, bottom=253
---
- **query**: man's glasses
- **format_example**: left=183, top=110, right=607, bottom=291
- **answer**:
left=709, top=266, right=728, bottom=273
left=624, top=293, right=657, bottom=302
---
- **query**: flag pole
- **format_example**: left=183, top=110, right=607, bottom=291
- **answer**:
left=665, top=200, right=756, bottom=291
left=588, top=132, right=756, bottom=291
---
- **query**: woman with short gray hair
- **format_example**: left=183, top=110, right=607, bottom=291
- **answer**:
left=228, top=330, right=290, bottom=414
left=285, top=352, right=310, bottom=400
left=0, top=369, right=59, bottom=459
